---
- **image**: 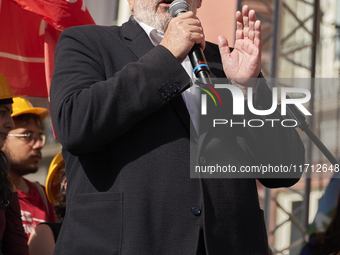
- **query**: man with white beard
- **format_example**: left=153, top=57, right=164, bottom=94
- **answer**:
left=50, top=0, right=304, bottom=254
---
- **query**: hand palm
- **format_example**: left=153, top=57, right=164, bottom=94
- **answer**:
left=223, top=38, right=260, bottom=80
left=218, top=6, right=262, bottom=85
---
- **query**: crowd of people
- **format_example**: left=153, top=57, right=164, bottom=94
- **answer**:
left=0, top=70, right=64, bottom=254
left=0, top=71, right=29, bottom=254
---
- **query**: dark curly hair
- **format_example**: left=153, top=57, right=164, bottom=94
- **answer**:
left=13, top=113, right=43, bottom=129
left=307, top=190, right=340, bottom=255
left=0, top=151, right=12, bottom=210
left=53, top=167, right=66, bottom=220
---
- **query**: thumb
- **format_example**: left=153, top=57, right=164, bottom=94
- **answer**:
left=218, top=35, right=230, bottom=57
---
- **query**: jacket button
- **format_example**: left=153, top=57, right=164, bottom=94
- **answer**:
left=199, top=156, right=206, bottom=165
left=191, top=206, right=201, bottom=216
left=161, top=92, right=168, bottom=99
left=171, top=86, right=178, bottom=93
left=172, top=83, right=180, bottom=93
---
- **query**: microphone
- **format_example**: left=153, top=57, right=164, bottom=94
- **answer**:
left=169, top=0, right=212, bottom=84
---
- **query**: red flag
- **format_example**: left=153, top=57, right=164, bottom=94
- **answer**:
left=0, top=0, right=95, bottom=97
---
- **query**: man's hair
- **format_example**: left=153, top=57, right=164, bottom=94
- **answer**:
left=53, top=167, right=66, bottom=220
left=0, top=151, right=12, bottom=210
left=13, top=113, right=43, bottom=129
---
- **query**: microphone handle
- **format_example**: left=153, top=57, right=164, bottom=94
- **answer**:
left=189, top=44, right=212, bottom=85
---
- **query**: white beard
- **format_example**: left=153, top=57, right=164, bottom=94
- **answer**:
left=133, top=0, right=198, bottom=32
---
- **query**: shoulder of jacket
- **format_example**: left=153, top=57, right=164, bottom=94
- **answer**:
left=62, top=24, right=120, bottom=38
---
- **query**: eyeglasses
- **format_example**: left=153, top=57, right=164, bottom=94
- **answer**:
left=7, top=133, right=46, bottom=146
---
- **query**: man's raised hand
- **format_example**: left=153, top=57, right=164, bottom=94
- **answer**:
left=218, top=5, right=262, bottom=87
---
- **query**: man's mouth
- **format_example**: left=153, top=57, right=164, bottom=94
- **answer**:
left=159, top=0, right=174, bottom=8
left=31, top=153, right=42, bottom=160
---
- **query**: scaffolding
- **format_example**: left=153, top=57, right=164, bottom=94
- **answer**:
left=235, top=0, right=340, bottom=254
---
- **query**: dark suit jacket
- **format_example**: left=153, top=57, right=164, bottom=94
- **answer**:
left=50, top=17, right=304, bottom=255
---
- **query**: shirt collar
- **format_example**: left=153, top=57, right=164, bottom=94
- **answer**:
left=134, top=17, right=164, bottom=46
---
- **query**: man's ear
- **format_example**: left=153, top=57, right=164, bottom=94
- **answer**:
left=197, top=0, right=202, bottom=9
left=127, top=0, right=134, bottom=12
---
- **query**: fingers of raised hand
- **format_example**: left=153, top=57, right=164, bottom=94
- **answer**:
left=242, top=5, right=250, bottom=39
left=218, top=35, right=230, bottom=57
left=254, top=20, right=261, bottom=48
left=236, top=6, right=250, bottom=40
left=248, top=10, right=256, bottom=41
left=236, top=6, right=261, bottom=44
left=236, top=11, right=244, bottom=40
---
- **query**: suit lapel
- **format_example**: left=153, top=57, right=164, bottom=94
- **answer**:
left=121, top=17, right=155, bottom=59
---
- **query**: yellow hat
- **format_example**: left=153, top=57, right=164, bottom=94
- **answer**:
left=12, top=97, right=49, bottom=121
left=0, top=70, right=24, bottom=101
left=46, top=152, right=65, bottom=204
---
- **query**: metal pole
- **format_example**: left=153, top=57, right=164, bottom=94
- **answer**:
left=302, top=0, right=319, bottom=235
left=263, top=0, right=281, bottom=232
left=269, top=0, right=280, bottom=79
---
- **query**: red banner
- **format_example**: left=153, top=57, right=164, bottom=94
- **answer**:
left=0, top=0, right=95, bottom=97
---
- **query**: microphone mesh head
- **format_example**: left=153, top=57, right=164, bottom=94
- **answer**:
left=169, top=0, right=189, bottom=17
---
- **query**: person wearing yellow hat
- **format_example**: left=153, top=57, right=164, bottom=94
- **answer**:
left=28, top=152, right=66, bottom=255
left=2, top=96, right=55, bottom=240
left=0, top=70, right=29, bottom=254
left=44, top=152, right=65, bottom=205
left=11, top=97, right=50, bottom=121
left=0, top=72, right=15, bottom=149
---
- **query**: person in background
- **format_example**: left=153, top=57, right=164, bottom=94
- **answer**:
left=0, top=70, right=29, bottom=254
left=28, top=152, right=66, bottom=255
left=300, top=190, right=340, bottom=255
left=2, top=97, right=55, bottom=239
